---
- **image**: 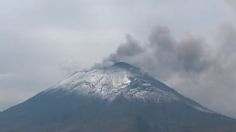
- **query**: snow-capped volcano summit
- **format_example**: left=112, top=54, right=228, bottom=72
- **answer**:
left=51, top=62, right=209, bottom=112
left=0, top=62, right=235, bottom=132
left=55, top=62, right=180, bottom=102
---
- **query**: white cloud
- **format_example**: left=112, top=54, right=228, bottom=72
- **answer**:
left=0, top=73, right=14, bottom=80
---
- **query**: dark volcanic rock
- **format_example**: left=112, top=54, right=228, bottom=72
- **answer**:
left=0, top=62, right=235, bottom=132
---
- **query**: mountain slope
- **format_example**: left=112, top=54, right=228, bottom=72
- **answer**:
left=0, top=62, right=235, bottom=132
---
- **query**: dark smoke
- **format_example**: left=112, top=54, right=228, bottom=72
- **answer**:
left=104, top=24, right=236, bottom=118
left=226, top=0, right=236, bottom=10
left=105, top=26, right=211, bottom=80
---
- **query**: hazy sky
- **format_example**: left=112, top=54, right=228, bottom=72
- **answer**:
left=0, top=0, right=236, bottom=117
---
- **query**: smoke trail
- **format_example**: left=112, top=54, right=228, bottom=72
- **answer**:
left=104, top=24, right=236, bottom=117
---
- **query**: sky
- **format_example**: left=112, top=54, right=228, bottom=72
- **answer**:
left=0, top=0, right=236, bottom=117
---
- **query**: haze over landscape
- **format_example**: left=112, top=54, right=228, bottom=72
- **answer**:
left=1, top=0, right=236, bottom=125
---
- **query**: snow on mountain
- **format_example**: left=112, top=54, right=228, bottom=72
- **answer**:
left=46, top=62, right=211, bottom=113
left=1, top=62, right=235, bottom=132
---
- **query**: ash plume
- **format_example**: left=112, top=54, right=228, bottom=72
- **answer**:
left=104, top=24, right=236, bottom=118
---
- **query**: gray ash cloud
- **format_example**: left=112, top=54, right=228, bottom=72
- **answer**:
left=104, top=24, right=236, bottom=118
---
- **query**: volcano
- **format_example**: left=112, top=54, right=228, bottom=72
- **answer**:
left=0, top=62, right=235, bottom=132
